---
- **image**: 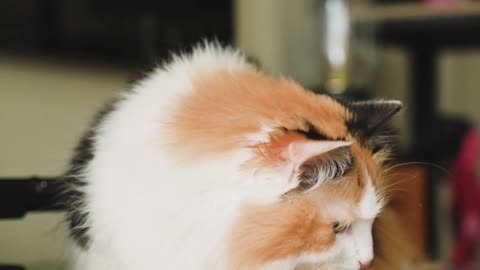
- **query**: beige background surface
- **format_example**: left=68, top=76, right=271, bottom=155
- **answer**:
left=0, top=54, right=128, bottom=269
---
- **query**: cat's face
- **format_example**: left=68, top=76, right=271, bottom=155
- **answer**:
left=170, top=69, right=401, bottom=269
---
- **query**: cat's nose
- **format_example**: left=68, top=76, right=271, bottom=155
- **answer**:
left=359, top=259, right=372, bottom=269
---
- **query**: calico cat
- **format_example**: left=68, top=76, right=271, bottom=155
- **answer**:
left=63, top=43, right=402, bottom=270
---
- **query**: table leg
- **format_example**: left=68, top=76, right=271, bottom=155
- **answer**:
left=411, top=46, right=438, bottom=259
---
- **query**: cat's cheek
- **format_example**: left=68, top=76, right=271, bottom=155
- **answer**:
left=227, top=200, right=336, bottom=270
left=306, top=195, right=356, bottom=224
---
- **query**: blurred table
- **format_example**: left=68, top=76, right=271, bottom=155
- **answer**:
left=0, top=177, right=64, bottom=270
left=0, top=177, right=63, bottom=218
left=354, top=2, right=480, bottom=259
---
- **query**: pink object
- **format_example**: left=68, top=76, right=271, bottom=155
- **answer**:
left=451, top=130, right=480, bottom=266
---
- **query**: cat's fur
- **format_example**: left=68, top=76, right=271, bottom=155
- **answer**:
left=64, top=43, right=403, bottom=270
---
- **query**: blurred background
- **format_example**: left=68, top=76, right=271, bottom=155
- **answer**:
left=1, top=0, right=480, bottom=269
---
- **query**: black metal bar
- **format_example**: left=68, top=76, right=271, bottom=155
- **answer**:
left=0, top=265, right=24, bottom=270
left=410, top=46, right=438, bottom=259
left=410, top=47, right=438, bottom=156
left=0, top=177, right=65, bottom=219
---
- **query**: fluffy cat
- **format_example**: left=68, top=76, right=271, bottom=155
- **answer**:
left=63, top=43, right=402, bottom=270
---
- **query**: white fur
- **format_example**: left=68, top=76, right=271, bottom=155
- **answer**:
left=72, top=43, right=256, bottom=270
left=323, top=171, right=379, bottom=269
left=69, top=43, right=381, bottom=270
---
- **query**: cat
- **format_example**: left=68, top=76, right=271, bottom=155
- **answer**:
left=63, top=42, right=402, bottom=270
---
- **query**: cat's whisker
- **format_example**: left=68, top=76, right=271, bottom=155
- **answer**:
left=383, top=161, right=450, bottom=177
left=377, top=171, right=425, bottom=196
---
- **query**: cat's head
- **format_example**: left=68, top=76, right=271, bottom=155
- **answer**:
left=228, top=94, right=401, bottom=269
left=181, top=72, right=400, bottom=270
left=169, top=58, right=401, bottom=269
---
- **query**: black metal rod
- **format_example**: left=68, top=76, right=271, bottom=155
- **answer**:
left=0, top=177, right=65, bottom=219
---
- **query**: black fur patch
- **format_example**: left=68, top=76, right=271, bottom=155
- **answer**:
left=317, top=93, right=401, bottom=151
left=345, top=101, right=402, bottom=151
left=63, top=100, right=117, bottom=249
left=295, top=120, right=330, bottom=141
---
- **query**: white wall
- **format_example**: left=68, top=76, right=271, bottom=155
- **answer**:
left=0, top=53, right=128, bottom=270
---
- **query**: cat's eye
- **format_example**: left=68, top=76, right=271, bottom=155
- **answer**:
left=332, top=222, right=350, bottom=234
left=332, top=222, right=341, bottom=233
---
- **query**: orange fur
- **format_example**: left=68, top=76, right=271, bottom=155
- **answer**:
left=168, top=69, right=349, bottom=159
left=228, top=198, right=335, bottom=269
left=228, top=163, right=372, bottom=269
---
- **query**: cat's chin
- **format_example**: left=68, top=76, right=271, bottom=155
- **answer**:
left=327, top=262, right=361, bottom=270
left=294, top=260, right=361, bottom=270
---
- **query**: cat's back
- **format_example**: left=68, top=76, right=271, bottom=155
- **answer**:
left=64, top=43, right=256, bottom=270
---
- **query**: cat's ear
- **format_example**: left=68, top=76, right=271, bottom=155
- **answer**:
left=287, top=140, right=352, bottom=168
left=282, top=139, right=352, bottom=192
left=347, top=100, right=402, bottom=137
left=249, top=137, right=352, bottom=194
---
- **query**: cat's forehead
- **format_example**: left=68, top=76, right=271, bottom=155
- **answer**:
left=283, top=93, right=351, bottom=141
left=249, top=77, right=352, bottom=141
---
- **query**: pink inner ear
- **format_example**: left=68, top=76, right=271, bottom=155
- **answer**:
left=288, top=140, right=352, bottom=169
